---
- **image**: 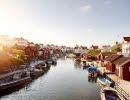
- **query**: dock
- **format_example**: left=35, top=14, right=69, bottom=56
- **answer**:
left=107, top=74, right=130, bottom=100
left=97, top=66, right=115, bottom=75
left=97, top=66, right=130, bottom=100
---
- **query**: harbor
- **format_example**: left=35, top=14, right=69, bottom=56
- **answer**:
left=0, top=1, right=130, bottom=99
left=0, top=58, right=101, bottom=100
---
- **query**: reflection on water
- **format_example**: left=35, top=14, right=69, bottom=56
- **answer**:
left=88, top=76, right=98, bottom=83
left=1, top=58, right=101, bottom=100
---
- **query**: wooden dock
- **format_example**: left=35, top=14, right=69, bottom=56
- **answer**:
left=106, top=74, right=130, bottom=100
left=97, top=67, right=115, bottom=75
left=97, top=66, right=130, bottom=100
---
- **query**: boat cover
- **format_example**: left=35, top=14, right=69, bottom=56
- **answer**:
left=88, top=67, right=97, bottom=73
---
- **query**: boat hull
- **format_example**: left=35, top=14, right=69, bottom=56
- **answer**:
left=100, top=87, right=121, bottom=100
left=0, top=77, right=32, bottom=90
left=98, top=78, right=112, bottom=87
left=30, top=70, right=44, bottom=79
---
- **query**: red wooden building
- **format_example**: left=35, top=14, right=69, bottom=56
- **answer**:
left=81, top=54, right=92, bottom=62
left=25, top=46, right=39, bottom=58
left=96, top=52, right=116, bottom=61
left=113, top=57, right=130, bottom=80
left=39, top=48, right=50, bottom=59
left=104, top=55, right=123, bottom=72
left=53, top=49, right=62, bottom=55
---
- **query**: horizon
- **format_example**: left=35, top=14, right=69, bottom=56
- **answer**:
left=0, top=0, right=130, bottom=47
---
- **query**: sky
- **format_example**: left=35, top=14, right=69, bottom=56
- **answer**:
left=0, top=0, right=130, bottom=47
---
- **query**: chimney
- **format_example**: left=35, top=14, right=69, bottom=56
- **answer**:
left=116, top=41, right=118, bottom=44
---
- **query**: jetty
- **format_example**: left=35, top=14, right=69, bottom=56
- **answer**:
left=98, top=66, right=130, bottom=100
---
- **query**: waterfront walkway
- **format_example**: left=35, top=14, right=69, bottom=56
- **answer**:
left=97, top=65, right=130, bottom=100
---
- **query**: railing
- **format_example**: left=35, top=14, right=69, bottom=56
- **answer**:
left=114, top=83, right=130, bottom=100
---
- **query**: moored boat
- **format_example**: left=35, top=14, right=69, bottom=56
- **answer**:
left=0, top=71, right=32, bottom=90
left=47, top=59, right=53, bottom=64
left=81, top=61, right=87, bottom=67
left=28, top=67, right=44, bottom=79
left=100, top=87, right=121, bottom=100
left=98, top=78, right=112, bottom=87
left=52, top=57, right=57, bottom=63
left=88, top=67, right=98, bottom=77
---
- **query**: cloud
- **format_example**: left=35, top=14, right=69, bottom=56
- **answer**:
left=80, top=5, right=92, bottom=12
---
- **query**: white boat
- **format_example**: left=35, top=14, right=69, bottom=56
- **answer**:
left=100, top=87, right=121, bottom=100
left=47, top=59, right=53, bottom=64
left=98, top=78, right=112, bottom=86
left=52, top=57, right=57, bottom=63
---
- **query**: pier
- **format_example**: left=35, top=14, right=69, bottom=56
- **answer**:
left=98, top=66, right=130, bottom=100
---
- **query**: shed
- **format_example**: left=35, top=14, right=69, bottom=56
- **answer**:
left=113, top=57, right=130, bottom=80
left=104, top=55, right=123, bottom=72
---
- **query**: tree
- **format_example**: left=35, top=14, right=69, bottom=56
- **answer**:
left=35, top=43, right=40, bottom=47
left=113, top=46, right=122, bottom=53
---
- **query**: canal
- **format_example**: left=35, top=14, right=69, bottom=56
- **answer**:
left=1, top=58, right=101, bottom=100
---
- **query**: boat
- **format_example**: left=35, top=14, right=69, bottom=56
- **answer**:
left=98, top=78, right=112, bottom=86
left=28, top=67, right=44, bottom=79
left=47, top=59, right=53, bottom=64
left=88, top=67, right=98, bottom=77
left=0, top=71, right=32, bottom=90
left=100, top=87, right=121, bottom=100
left=81, top=61, right=87, bottom=67
left=52, top=57, right=57, bottom=63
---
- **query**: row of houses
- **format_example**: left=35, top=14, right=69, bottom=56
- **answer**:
left=0, top=35, right=74, bottom=60
left=96, top=37, right=130, bottom=80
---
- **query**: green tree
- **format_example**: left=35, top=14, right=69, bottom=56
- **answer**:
left=113, top=46, right=122, bottom=53
left=35, top=43, right=40, bottom=47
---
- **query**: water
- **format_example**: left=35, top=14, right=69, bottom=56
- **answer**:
left=0, top=58, right=101, bottom=100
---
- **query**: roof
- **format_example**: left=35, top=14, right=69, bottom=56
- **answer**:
left=92, top=45, right=98, bottom=49
left=104, top=55, right=123, bottom=62
left=101, top=52, right=116, bottom=56
left=123, top=37, right=130, bottom=41
left=82, top=47, right=87, bottom=49
left=113, top=57, right=130, bottom=66
left=25, top=46, right=39, bottom=51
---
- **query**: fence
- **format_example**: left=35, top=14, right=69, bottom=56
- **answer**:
left=114, top=83, right=130, bottom=100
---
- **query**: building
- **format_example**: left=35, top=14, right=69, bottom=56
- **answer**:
left=104, top=55, right=123, bottom=72
left=89, top=45, right=99, bottom=50
left=96, top=52, right=116, bottom=61
left=81, top=54, right=92, bottom=62
left=122, top=37, right=130, bottom=57
left=108, top=42, right=122, bottom=52
left=101, top=45, right=111, bottom=52
left=25, top=43, right=39, bottom=58
left=74, top=46, right=88, bottom=54
left=13, top=37, right=28, bottom=47
left=0, top=35, right=13, bottom=47
left=113, top=57, right=130, bottom=80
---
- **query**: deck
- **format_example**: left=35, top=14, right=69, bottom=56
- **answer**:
left=97, top=66, right=130, bottom=100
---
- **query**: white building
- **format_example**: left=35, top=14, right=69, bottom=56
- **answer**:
left=74, top=46, right=88, bottom=54
left=89, top=45, right=99, bottom=50
left=0, top=35, right=13, bottom=47
left=122, top=37, right=130, bottom=57
left=101, top=45, right=111, bottom=52
left=108, top=42, right=122, bottom=52
left=13, top=37, right=28, bottom=47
